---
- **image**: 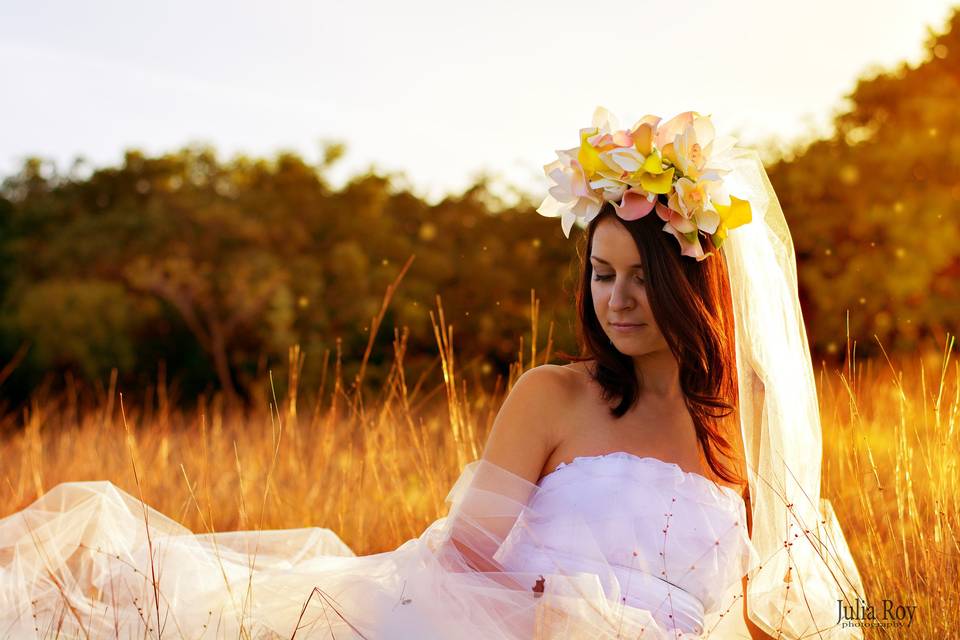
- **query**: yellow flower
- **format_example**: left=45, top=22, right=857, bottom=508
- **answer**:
left=712, top=194, right=753, bottom=245
left=640, top=166, right=674, bottom=194
left=577, top=129, right=606, bottom=178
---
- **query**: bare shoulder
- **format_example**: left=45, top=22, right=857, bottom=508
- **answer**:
left=510, top=364, right=584, bottom=413
left=516, top=362, right=594, bottom=435
left=479, top=364, right=585, bottom=485
left=519, top=363, right=593, bottom=402
left=558, top=360, right=595, bottom=378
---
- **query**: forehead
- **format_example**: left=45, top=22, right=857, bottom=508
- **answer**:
left=590, top=219, right=643, bottom=267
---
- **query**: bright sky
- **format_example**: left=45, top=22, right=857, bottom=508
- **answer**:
left=1, top=1, right=956, bottom=205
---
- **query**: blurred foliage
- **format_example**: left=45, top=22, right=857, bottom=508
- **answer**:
left=0, top=144, right=579, bottom=410
left=0, top=9, right=958, bottom=410
left=767, top=9, right=960, bottom=359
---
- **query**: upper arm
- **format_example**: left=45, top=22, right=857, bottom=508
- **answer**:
left=480, top=365, right=568, bottom=486
left=442, top=367, right=565, bottom=573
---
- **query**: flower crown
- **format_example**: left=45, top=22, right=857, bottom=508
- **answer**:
left=536, top=106, right=753, bottom=262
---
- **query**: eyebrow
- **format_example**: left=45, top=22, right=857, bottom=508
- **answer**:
left=590, top=256, right=644, bottom=269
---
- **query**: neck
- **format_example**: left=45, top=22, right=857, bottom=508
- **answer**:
left=632, top=349, right=682, bottom=399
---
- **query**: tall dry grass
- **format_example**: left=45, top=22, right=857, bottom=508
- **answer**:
left=0, top=292, right=551, bottom=555
left=814, top=329, right=958, bottom=638
left=0, top=291, right=956, bottom=639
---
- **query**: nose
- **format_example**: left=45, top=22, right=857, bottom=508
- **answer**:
left=608, top=277, right=634, bottom=311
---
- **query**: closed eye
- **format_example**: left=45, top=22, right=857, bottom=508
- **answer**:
left=592, top=274, right=644, bottom=284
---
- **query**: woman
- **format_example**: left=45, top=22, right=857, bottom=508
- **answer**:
left=0, top=108, right=864, bottom=639
left=465, top=200, right=762, bottom=638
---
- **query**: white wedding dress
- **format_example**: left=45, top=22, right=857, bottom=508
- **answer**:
left=0, top=452, right=759, bottom=639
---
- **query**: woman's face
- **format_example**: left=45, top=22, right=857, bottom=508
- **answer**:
left=589, top=217, right=669, bottom=355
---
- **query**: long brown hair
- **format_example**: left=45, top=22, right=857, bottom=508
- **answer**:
left=556, top=201, right=745, bottom=486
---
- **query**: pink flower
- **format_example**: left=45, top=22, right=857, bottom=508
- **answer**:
left=663, top=223, right=707, bottom=260
left=613, top=188, right=656, bottom=221
left=657, top=202, right=708, bottom=260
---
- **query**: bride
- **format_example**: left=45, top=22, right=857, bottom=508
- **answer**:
left=0, top=108, right=865, bottom=639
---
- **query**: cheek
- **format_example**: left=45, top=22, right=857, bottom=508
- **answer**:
left=637, top=289, right=651, bottom=308
left=590, top=285, right=605, bottom=312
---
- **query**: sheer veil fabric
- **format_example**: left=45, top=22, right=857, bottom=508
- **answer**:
left=1, top=454, right=758, bottom=639
left=721, top=148, right=865, bottom=638
left=0, top=150, right=864, bottom=639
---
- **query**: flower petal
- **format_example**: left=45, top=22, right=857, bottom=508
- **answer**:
left=655, top=201, right=676, bottom=223
left=712, top=226, right=728, bottom=247
left=640, top=167, right=675, bottom=194
left=675, top=127, right=704, bottom=179
left=695, top=207, right=720, bottom=234
left=669, top=209, right=696, bottom=233
left=642, top=151, right=664, bottom=174
left=613, top=190, right=655, bottom=221
left=571, top=195, right=603, bottom=221
left=612, top=130, right=633, bottom=147
left=561, top=209, right=577, bottom=238
left=536, top=194, right=563, bottom=217
left=714, top=194, right=753, bottom=230
left=663, top=223, right=705, bottom=260
left=577, top=140, right=606, bottom=177
left=674, top=177, right=710, bottom=216
left=629, top=116, right=661, bottom=155
left=591, top=106, right=620, bottom=133
left=655, top=111, right=696, bottom=149
left=590, top=177, right=628, bottom=201
left=661, top=142, right=679, bottom=169
left=601, top=148, right=640, bottom=174
left=692, top=115, right=715, bottom=150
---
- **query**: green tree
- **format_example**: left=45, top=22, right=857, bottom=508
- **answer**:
left=767, top=9, right=960, bottom=358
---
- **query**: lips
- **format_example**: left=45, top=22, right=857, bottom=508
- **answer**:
left=609, top=322, right=646, bottom=334
left=610, top=322, right=645, bottom=327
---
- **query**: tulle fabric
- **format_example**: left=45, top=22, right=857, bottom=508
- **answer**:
left=0, top=454, right=759, bottom=639
left=721, top=149, right=866, bottom=639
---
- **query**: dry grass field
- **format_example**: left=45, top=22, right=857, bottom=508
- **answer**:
left=0, top=296, right=956, bottom=639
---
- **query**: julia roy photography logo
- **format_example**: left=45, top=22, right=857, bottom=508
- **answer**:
left=837, top=597, right=917, bottom=630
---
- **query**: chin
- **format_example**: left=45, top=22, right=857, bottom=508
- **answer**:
left=610, top=336, right=658, bottom=352
left=609, top=339, right=644, bottom=353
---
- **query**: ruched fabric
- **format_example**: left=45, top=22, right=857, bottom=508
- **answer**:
left=499, top=452, right=759, bottom=636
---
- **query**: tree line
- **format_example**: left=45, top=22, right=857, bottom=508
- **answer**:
left=1, top=9, right=957, bottom=412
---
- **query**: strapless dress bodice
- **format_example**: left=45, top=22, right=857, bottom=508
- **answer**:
left=495, top=452, right=758, bottom=636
